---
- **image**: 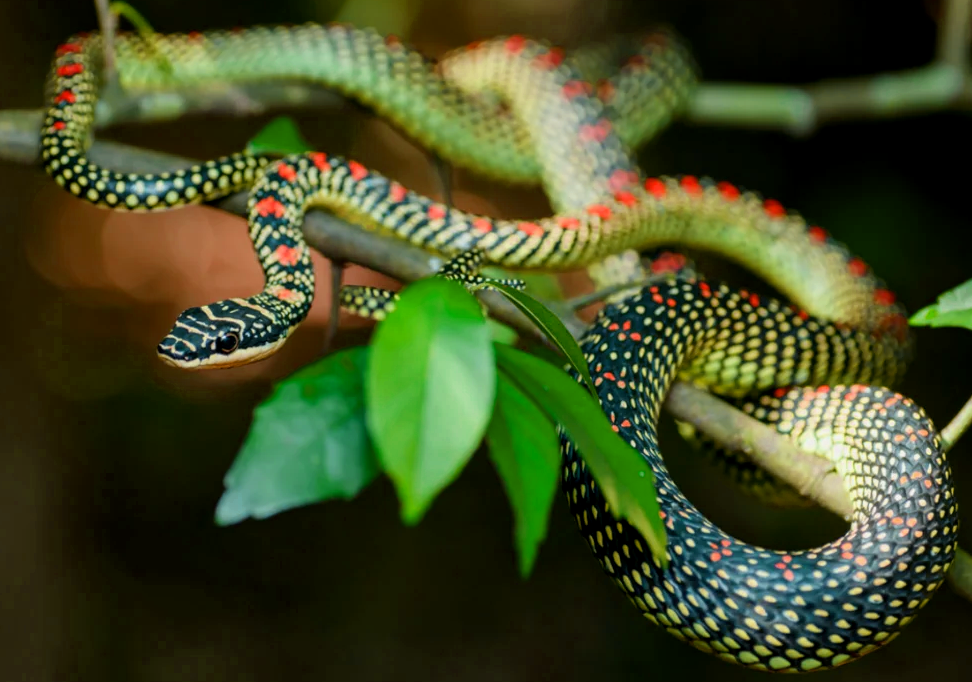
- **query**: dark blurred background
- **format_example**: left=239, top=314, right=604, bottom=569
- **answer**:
left=2, top=0, right=971, bottom=680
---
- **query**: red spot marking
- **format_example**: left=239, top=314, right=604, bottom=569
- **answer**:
left=748, top=293, right=760, bottom=307
left=841, top=552, right=854, bottom=560
left=609, top=169, right=639, bottom=190
left=807, top=226, right=828, bottom=243
left=611, top=425, right=620, bottom=433
left=55, top=43, right=82, bottom=57
left=597, top=79, right=615, bottom=102
left=847, top=258, right=868, bottom=277
left=254, top=196, right=286, bottom=218
left=651, top=294, right=664, bottom=304
left=579, top=120, right=612, bottom=142
left=603, top=372, right=617, bottom=381
left=310, top=152, right=328, bottom=170
left=797, top=309, right=809, bottom=320
left=51, top=121, right=65, bottom=131
left=773, top=387, right=788, bottom=398
left=608, top=323, right=620, bottom=331
left=722, top=548, right=732, bottom=556
left=273, top=244, right=301, bottom=267
left=906, top=517, right=918, bottom=527
left=562, top=80, right=591, bottom=99
left=384, top=34, right=401, bottom=46
left=57, top=63, right=84, bottom=77
left=659, top=511, right=666, bottom=519
left=629, top=332, right=642, bottom=341
left=347, top=160, right=368, bottom=180
left=389, top=182, right=407, bottom=203
left=891, top=517, right=904, bottom=525
left=783, top=570, right=795, bottom=582
left=911, top=471, right=923, bottom=480
left=899, top=475, right=909, bottom=485
left=874, top=289, right=896, bottom=306
left=272, top=287, right=298, bottom=302
left=841, top=542, right=852, bottom=550
left=763, top=199, right=786, bottom=217
left=586, top=204, right=612, bottom=220
left=622, top=320, right=631, bottom=330
left=774, top=563, right=786, bottom=570
left=557, top=216, right=581, bottom=230
left=650, top=252, right=687, bottom=274
left=55, top=90, right=76, bottom=104
left=518, top=221, right=542, bottom=236
left=465, top=40, right=483, bottom=51
left=187, top=31, right=203, bottom=40
left=717, top=181, right=739, bottom=200
left=620, top=419, right=631, bottom=428
left=899, top=528, right=910, bottom=537
left=699, top=282, right=712, bottom=298
left=427, top=205, right=446, bottom=220
left=644, top=178, right=666, bottom=197
left=666, top=298, right=677, bottom=307
left=709, top=552, right=722, bottom=562
left=473, top=217, right=493, bottom=233
left=924, top=479, right=933, bottom=488
left=614, top=190, right=638, bottom=207
left=504, top=35, right=526, bottom=53
left=535, top=48, right=564, bottom=69
left=782, top=555, right=792, bottom=563
left=276, top=162, right=297, bottom=182
left=918, top=428, right=929, bottom=437
left=854, top=555, right=867, bottom=567
left=680, top=175, right=702, bottom=195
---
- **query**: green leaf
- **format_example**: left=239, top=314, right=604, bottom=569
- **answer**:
left=246, top=116, right=315, bottom=156
left=490, top=282, right=597, bottom=398
left=215, top=347, right=379, bottom=525
left=366, top=277, right=496, bottom=524
left=486, top=374, right=562, bottom=578
left=483, top=267, right=565, bottom=301
left=487, top=318, right=519, bottom=345
left=494, top=344, right=668, bottom=565
left=910, top=278, right=972, bottom=329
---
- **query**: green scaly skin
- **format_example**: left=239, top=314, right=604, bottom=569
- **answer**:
left=39, top=24, right=958, bottom=671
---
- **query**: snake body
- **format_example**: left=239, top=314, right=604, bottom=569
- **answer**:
left=40, top=23, right=958, bottom=670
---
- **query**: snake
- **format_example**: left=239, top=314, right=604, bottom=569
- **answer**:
left=40, top=23, right=959, bottom=671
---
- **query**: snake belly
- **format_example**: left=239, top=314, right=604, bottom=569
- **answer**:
left=40, top=24, right=959, bottom=670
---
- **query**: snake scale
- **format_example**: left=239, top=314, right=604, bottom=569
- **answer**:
left=40, top=22, right=958, bottom=672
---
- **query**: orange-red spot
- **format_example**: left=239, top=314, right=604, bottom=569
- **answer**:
left=504, top=35, right=526, bottom=53
left=273, top=244, right=301, bottom=267
left=535, top=48, right=564, bottom=69
left=603, top=372, right=617, bottom=381
left=629, top=332, right=642, bottom=341
left=557, top=216, right=581, bottom=230
left=680, top=175, right=702, bottom=195
left=562, top=80, right=591, bottom=99
left=699, top=282, right=712, bottom=298
left=608, top=323, right=620, bottom=331
left=272, top=287, right=298, bottom=302
left=874, top=289, right=896, bottom=306
left=608, top=169, right=639, bottom=191
left=899, top=528, right=910, bottom=537
left=650, top=252, right=687, bottom=274
left=579, top=120, right=612, bottom=142
left=473, top=217, right=493, bottom=233
left=310, top=152, right=328, bottom=170
left=807, top=226, right=828, bottom=243
left=427, top=205, right=446, bottom=220
left=749, top=293, right=760, bottom=307
left=783, top=569, right=795, bottom=581
left=841, top=552, right=854, bottom=560
left=614, top=190, right=638, bottom=207
left=586, top=204, right=612, bottom=220
left=254, top=196, right=286, bottom=218
left=841, top=542, right=853, bottom=550
left=709, top=552, right=722, bottom=562
left=854, top=555, right=867, bottom=567
left=717, top=181, right=739, bottom=200
left=666, top=298, right=677, bottom=307
left=52, top=121, right=65, bottom=131
left=56, top=42, right=82, bottom=56
left=622, top=320, right=631, bottom=330
left=57, top=63, right=84, bottom=77
left=645, top=178, right=666, bottom=198
left=55, top=90, right=76, bottom=104
left=906, top=517, right=918, bottom=527
left=891, top=516, right=904, bottom=525
left=347, top=160, right=368, bottom=180
left=924, top=479, right=933, bottom=488
left=848, top=258, right=868, bottom=277
left=782, top=554, right=792, bottom=563
left=518, top=221, right=542, bottom=236
left=276, top=162, right=297, bottom=182
left=763, top=199, right=786, bottom=217
left=620, top=419, right=631, bottom=428
left=389, top=182, right=407, bottom=203
left=597, top=79, right=615, bottom=102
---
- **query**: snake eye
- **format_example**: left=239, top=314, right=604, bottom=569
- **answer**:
left=215, top=331, right=240, bottom=354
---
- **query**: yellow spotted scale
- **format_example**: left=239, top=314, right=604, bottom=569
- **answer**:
left=39, top=23, right=958, bottom=671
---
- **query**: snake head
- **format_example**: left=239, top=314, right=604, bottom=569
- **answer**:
left=157, top=298, right=288, bottom=370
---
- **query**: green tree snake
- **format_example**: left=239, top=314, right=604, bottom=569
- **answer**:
left=39, top=22, right=959, bottom=672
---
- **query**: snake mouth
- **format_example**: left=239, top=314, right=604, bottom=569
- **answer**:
left=156, top=335, right=287, bottom=370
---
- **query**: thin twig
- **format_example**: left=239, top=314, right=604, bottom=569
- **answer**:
left=94, top=0, right=117, bottom=78
left=937, top=0, right=972, bottom=70
left=942, top=392, right=972, bottom=451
